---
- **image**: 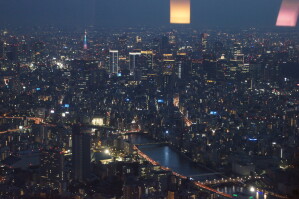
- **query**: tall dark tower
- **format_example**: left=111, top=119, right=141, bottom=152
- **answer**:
left=161, top=36, right=169, bottom=54
left=72, top=124, right=91, bottom=182
left=0, top=41, right=4, bottom=59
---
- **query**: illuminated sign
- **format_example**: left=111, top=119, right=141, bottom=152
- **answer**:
left=157, top=99, right=164, bottom=103
left=64, top=104, right=70, bottom=108
left=36, top=88, right=41, bottom=91
left=92, top=118, right=104, bottom=126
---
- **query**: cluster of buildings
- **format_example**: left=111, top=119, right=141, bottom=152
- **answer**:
left=0, top=26, right=298, bottom=198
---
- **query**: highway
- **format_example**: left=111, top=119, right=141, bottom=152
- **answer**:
left=0, top=116, right=43, bottom=124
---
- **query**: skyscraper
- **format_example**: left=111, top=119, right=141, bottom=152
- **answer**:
left=129, top=52, right=141, bottom=76
left=40, top=149, right=64, bottom=188
left=0, top=41, right=4, bottom=59
left=176, top=53, right=190, bottom=79
left=161, top=36, right=170, bottom=54
left=140, top=50, right=154, bottom=76
left=109, top=50, right=119, bottom=74
left=72, top=124, right=91, bottom=182
left=201, top=33, right=209, bottom=52
left=170, top=0, right=191, bottom=24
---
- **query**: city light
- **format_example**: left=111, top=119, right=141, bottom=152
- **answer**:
left=0, top=7, right=298, bottom=198
left=157, top=99, right=164, bottom=103
left=91, top=118, right=104, bottom=126
left=250, top=186, right=255, bottom=192
left=210, top=111, right=218, bottom=115
left=104, top=149, right=110, bottom=154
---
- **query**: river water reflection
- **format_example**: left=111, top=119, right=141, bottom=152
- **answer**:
left=129, top=134, right=217, bottom=179
left=128, top=134, right=266, bottom=198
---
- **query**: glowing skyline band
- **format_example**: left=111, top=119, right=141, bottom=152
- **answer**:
left=170, top=0, right=191, bottom=24
left=276, top=0, right=299, bottom=27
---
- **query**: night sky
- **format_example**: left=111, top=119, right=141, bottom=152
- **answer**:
left=0, top=0, right=286, bottom=28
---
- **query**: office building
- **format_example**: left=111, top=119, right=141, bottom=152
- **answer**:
left=129, top=52, right=141, bottom=76
left=72, top=125, right=91, bottom=182
left=109, top=50, right=119, bottom=74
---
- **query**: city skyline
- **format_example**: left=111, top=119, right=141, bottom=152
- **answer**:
left=0, top=1, right=299, bottom=199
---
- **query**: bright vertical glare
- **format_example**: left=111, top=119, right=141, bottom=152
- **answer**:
left=170, top=0, right=191, bottom=24
left=84, top=30, right=88, bottom=50
left=276, top=0, right=299, bottom=27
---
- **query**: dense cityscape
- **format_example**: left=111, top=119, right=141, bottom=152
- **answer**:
left=0, top=25, right=298, bottom=199
left=0, top=0, right=298, bottom=199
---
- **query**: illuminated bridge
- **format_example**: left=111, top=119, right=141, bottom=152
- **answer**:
left=118, top=129, right=143, bottom=134
left=0, top=116, right=43, bottom=124
left=134, top=141, right=168, bottom=146
left=189, top=172, right=223, bottom=178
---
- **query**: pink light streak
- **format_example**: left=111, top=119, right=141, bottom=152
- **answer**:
left=276, top=0, right=299, bottom=27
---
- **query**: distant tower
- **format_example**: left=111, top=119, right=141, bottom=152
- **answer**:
left=84, top=30, right=88, bottom=50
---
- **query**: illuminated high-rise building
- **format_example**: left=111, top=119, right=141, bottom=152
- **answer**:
left=109, top=50, right=119, bottom=74
left=84, top=30, right=88, bottom=50
left=32, top=41, right=45, bottom=64
left=129, top=52, right=141, bottom=75
left=40, top=149, right=64, bottom=188
left=141, top=50, right=154, bottom=69
left=135, top=51, right=154, bottom=79
left=170, top=0, right=191, bottom=24
left=201, top=33, right=209, bottom=52
left=176, top=52, right=189, bottom=79
left=162, top=54, right=175, bottom=76
left=276, top=0, right=299, bottom=27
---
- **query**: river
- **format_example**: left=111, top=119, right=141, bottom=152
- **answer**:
left=128, top=134, right=267, bottom=198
